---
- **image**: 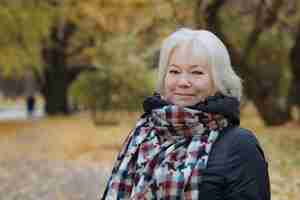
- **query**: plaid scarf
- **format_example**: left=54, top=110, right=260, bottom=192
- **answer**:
left=102, top=93, right=239, bottom=200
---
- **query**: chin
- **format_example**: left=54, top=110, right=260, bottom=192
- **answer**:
left=165, top=95, right=198, bottom=107
left=173, top=100, right=198, bottom=107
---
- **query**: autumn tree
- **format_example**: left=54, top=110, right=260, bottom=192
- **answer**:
left=0, top=0, right=97, bottom=114
left=193, top=0, right=296, bottom=125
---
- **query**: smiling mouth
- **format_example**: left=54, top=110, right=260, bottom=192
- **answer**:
left=174, top=93, right=195, bottom=97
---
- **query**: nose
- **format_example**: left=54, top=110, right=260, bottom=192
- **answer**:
left=177, top=74, right=192, bottom=88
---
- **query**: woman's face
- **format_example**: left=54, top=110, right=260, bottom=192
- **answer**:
left=163, top=43, right=217, bottom=107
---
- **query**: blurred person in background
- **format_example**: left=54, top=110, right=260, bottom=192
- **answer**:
left=26, top=95, right=36, bottom=117
left=102, top=28, right=270, bottom=200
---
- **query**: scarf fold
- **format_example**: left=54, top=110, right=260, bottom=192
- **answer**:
left=102, top=93, right=240, bottom=200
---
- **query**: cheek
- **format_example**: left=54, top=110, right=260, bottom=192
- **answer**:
left=194, top=78, right=214, bottom=91
left=164, top=75, right=176, bottom=92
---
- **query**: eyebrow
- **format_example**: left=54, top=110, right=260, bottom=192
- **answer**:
left=169, top=64, right=202, bottom=69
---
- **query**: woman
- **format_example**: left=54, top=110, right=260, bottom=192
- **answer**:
left=102, top=28, right=270, bottom=200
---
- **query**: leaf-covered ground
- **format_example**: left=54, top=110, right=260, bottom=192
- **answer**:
left=0, top=106, right=299, bottom=200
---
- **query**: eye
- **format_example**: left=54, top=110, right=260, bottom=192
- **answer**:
left=192, top=71, right=204, bottom=75
left=168, top=69, right=180, bottom=74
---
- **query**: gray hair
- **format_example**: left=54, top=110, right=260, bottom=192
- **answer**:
left=156, top=28, right=242, bottom=101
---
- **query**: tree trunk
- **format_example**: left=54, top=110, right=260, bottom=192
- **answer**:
left=243, top=64, right=291, bottom=125
left=40, top=21, right=95, bottom=115
left=288, top=24, right=300, bottom=120
left=42, top=65, right=70, bottom=115
left=252, top=94, right=290, bottom=126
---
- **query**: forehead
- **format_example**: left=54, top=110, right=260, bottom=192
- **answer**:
left=169, top=40, right=211, bottom=67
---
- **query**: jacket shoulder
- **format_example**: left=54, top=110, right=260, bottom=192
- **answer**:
left=222, top=126, right=267, bottom=162
left=222, top=126, right=259, bottom=146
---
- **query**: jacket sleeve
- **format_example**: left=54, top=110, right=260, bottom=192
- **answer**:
left=223, top=129, right=271, bottom=200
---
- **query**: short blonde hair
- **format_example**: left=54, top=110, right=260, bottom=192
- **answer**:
left=157, top=28, right=242, bottom=101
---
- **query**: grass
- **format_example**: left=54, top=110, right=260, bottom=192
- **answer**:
left=0, top=105, right=299, bottom=199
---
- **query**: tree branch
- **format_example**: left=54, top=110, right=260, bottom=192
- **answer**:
left=242, top=0, right=284, bottom=62
left=199, top=0, right=242, bottom=68
left=204, top=0, right=227, bottom=33
left=68, top=37, right=95, bottom=58
left=66, top=64, right=97, bottom=84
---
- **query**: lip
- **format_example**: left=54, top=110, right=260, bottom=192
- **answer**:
left=174, top=93, right=195, bottom=96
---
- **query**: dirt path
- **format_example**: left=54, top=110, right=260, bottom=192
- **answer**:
left=0, top=159, right=112, bottom=200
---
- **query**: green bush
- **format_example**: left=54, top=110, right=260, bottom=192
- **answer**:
left=70, top=63, right=155, bottom=114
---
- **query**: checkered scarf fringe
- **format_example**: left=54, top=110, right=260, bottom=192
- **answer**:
left=102, top=102, right=230, bottom=200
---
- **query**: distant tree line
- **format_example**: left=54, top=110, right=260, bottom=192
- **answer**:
left=0, top=0, right=299, bottom=126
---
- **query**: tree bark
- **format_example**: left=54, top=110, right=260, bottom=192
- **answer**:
left=288, top=24, right=300, bottom=119
left=41, top=65, right=70, bottom=115
left=247, top=64, right=291, bottom=125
